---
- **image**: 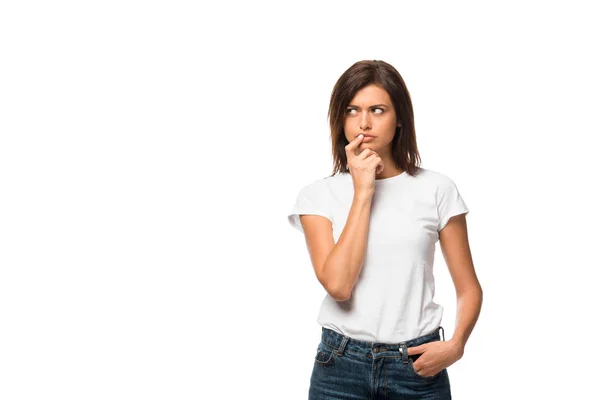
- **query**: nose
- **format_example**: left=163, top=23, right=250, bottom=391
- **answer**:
left=359, top=110, right=371, bottom=130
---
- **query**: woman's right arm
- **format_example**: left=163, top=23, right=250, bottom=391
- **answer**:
left=300, top=134, right=382, bottom=301
left=304, top=191, right=374, bottom=301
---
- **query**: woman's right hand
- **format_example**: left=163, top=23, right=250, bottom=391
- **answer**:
left=345, top=134, right=384, bottom=196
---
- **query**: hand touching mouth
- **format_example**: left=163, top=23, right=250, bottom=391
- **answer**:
left=357, top=133, right=376, bottom=142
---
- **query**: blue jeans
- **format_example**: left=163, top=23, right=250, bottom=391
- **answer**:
left=309, top=326, right=452, bottom=399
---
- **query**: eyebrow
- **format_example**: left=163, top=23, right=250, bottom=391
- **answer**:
left=347, top=104, right=388, bottom=108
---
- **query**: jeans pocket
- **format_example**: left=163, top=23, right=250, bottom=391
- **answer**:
left=407, top=357, right=443, bottom=381
left=314, top=342, right=336, bottom=366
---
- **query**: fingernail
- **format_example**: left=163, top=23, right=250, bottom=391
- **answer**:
left=358, top=134, right=363, bottom=139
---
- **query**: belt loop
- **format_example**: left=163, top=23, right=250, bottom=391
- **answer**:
left=439, top=326, right=445, bottom=341
left=399, top=343, right=408, bottom=364
left=336, top=336, right=349, bottom=356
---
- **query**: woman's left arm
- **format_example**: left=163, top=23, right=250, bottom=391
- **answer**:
left=407, top=214, right=482, bottom=376
left=439, top=213, right=483, bottom=356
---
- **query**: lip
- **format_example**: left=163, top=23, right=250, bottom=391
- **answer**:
left=358, top=134, right=376, bottom=138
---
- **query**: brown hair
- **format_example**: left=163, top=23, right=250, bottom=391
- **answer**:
left=328, top=60, right=422, bottom=177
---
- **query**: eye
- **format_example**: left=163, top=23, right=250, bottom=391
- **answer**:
left=345, top=107, right=385, bottom=115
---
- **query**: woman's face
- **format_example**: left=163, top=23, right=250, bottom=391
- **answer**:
left=343, top=84, right=400, bottom=154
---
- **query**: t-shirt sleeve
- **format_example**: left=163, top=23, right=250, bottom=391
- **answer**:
left=436, top=174, right=469, bottom=232
left=287, top=181, right=333, bottom=234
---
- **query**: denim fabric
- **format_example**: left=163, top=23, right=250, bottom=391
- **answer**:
left=309, top=326, right=451, bottom=399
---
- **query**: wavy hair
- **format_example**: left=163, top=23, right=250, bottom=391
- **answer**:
left=328, top=60, right=422, bottom=177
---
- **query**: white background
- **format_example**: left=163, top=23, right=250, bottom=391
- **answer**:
left=1, top=1, right=599, bottom=399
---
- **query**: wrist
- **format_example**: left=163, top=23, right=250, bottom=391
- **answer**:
left=448, top=338, right=465, bottom=360
left=354, top=190, right=374, bottom=201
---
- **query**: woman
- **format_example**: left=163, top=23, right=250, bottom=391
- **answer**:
left=287, top=60, right=483, bottom=399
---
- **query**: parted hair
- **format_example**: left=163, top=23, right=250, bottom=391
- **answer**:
left=328, top=60, right=422, bottom=177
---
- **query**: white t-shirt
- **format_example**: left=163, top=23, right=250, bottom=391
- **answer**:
left=287, top=167, right=469, bottom=343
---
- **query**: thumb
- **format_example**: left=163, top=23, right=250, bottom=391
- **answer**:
left=406, top=345, right=426, bottom=356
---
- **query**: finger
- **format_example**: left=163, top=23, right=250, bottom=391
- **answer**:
left=413, top=359, right=429, bottom=372
left=364, top=153, right=379, bottom=166
left=357, top=148, right=376, bottom=161
left=362, top=151, right=382, bottom=173
left=345, top=134, right=364, bottom=158
left=417, top=367, right=436, bottom=377
left=367, top=156, right=382, bottom=172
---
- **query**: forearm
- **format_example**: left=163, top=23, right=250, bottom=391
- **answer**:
left=323, top=192, right=373, bottom=300
left=449, top=288, right=483, bottom=354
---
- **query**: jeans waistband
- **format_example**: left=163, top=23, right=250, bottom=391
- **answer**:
left=321, top=326, right=445, bottom=363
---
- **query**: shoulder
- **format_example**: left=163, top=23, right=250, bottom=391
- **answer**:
left=414, top=167, right=459, bottom=188
left=302, top=172, right=347, bottom=192
left=410, top=168, right=466, bottom=206
left=294, top=174, right=337, bottom=199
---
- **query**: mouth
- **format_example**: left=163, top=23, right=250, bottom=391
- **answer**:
left=357, top=134, right=376, bottom=138
left=358, top=134, right=376, bottom=143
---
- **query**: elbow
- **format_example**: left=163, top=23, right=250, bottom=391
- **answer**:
left=458, top=283, right=483, bottom=296
left=330, top=290, right=351, bottom=302
left=319, top=262, right=352, bottom=302
left=458, top=286, right=483, bottom=297
left=324, top=281, right=351, bottom=302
